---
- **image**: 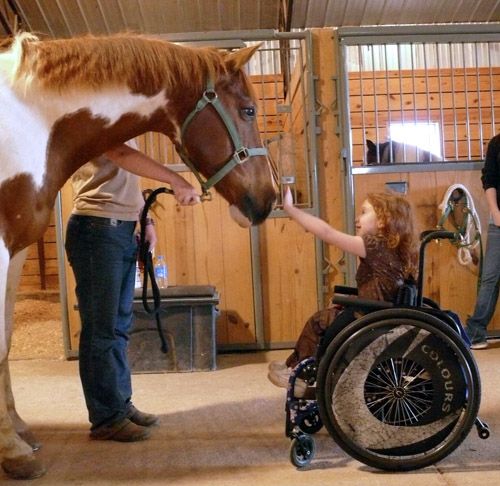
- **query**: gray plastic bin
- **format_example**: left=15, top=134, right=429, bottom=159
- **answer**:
left=128, top=285, right=219, bottom=373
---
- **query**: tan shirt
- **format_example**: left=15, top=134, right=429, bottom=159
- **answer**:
left=71, top=152, right=144, bottom=221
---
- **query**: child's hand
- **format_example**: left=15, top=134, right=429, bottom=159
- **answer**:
left=282, top=186, right=294, bottom=210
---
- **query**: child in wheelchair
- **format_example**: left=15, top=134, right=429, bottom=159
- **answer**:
left=268, top=189, right=419, bottom=394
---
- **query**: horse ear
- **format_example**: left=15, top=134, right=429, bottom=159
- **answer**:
left=367, top=140, right=376, bottom=151
left=225, top=44, right=261, bottom=71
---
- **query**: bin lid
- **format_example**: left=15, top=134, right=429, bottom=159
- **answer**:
left=134, top=285, right=218, bottom=300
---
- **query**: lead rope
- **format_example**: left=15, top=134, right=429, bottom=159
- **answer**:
left=437, top=183, right=484, bottom=292
left=139, top=187, right=174, bottom=353
left=437, top=183, right=482, bottom=266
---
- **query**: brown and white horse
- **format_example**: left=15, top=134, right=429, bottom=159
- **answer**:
left=0, top=33, right=276, bottom=479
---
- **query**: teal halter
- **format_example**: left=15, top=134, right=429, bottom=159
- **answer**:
left=179, top=78, right=267, bottom=200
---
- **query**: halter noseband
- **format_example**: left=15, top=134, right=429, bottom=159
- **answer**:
left=179, top=78, right=268, bottom=200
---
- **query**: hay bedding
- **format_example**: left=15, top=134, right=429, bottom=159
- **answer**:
left=10, top=295, right=65, bottom=360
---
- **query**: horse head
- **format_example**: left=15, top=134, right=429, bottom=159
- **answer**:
left=177, top=45, right=276, bottom=227
left=366, top=139, right=393, bottom=165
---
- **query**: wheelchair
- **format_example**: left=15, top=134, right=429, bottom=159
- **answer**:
left=285, top=230, right=490, bottom=471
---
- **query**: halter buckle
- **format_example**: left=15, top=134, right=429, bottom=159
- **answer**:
left=203, top=89, right=217, bottom=103
left=234, top=147, right=250, bottom=164
left=200, top=190, right=213, bottom=202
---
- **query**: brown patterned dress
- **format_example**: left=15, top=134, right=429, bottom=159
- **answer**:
left=285, top=234, right=406, bottom=368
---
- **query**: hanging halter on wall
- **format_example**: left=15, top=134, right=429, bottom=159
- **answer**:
left=437, top=184, right=483, bottom=269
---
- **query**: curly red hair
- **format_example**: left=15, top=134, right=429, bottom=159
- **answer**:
left=366, top=192, right=419, bottom=279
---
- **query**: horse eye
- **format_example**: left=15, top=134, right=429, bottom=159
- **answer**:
left=241, top=106, right=256, bottom=119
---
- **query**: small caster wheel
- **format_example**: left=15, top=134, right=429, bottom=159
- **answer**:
left=290, top=434, right=316, bottom=468
left=478, top=426, right=490, bottom=439
left=475, top=418, right=490, bottom=439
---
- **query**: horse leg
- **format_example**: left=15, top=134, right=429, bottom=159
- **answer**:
left=5, top=249, right=42, bottom=451
left=0, top=244, right=46, bottom=480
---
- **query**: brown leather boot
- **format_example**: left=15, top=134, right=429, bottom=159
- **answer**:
left=89, top=418, right=150, bottom=442
left=127, top=405, right=160, bottom=427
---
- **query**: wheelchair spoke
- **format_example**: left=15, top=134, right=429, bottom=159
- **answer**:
left=364, top=357, right=434, bottom=425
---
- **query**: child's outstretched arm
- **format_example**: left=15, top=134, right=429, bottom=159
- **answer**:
left=283, top=187, right=366, bottom=257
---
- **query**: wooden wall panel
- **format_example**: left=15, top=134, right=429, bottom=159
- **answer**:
left=260, top=218, right=318, bottom=343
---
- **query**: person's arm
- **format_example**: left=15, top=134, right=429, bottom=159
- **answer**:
left=283, top=187, right=366, bottom=257
left=105, top=144, right=200, bottom=206
left=485, top=187, right=500, bottom=226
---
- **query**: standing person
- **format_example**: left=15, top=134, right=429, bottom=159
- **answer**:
left=268, top=188, right=418, bottom=390
left=465, top=134, right=500, bottom=349
left=65, top=142, right=199, bottom=442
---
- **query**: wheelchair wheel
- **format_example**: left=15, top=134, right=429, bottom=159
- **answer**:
left=290, top=434, right=316, bottom=468
left=316, top=308, right=480, bottom=471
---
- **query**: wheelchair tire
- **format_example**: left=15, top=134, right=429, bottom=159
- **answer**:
left=290, top=434, right=316, bottom=468
left=316, top=308, right=480, bottom=471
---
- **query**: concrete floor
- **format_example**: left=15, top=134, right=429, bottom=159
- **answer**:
left=6, top=346, right=500, bottom=485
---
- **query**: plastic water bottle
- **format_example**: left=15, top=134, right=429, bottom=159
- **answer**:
left=154, top=255, right=168, bottom=288
left=134, top=262, right=142, bottom=289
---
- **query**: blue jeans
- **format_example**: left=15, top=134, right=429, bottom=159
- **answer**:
left=466, top=223, right=500, bottom=342
left=65, top=215, right=137, bottom=429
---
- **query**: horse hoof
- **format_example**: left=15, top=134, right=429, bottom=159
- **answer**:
left=1, top=455, right=46, bottom=480
left=18, top=429, right=43, bottom=451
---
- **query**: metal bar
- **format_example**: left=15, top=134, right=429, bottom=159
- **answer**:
left=462, top=43, right=472, bottom=159
left=436, top=42, right=446, bottom=159
left=156, top=29, right=302, bottom=43
left=487, top=44, right=496, bottom=136
left=371, top=44, right=380, bottom=159
left=474, top=42, right=484, bottom=158
left=303, top=29, right=324, bottom=308
left=54, top=193, right=75, bottom=359
left=410, top=43, right=418, bottom=161
left=338, top=24, right=500, bottom=44
left=384, top=44, right=392, bottom=163
left=449, top=42, right=459, bottom=159
left=397, top=43, right=406, bottom=161
left=338, top=36, right=356, bottom=286
left=423, top=44, right=432, bottom=153
left=353, top=161, right=485, bottom=175
left=358, top=45, right=369, bottom=164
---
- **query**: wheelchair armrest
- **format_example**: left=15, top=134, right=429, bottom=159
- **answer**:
left=331, top=294, right=394, bottom=311
left=332, top=285, right=358, bottom=296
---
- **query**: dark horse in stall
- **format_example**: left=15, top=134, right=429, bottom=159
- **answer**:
left=366, top=139, right=441, bottom=164
left=0, top=33, right=276, bottom=479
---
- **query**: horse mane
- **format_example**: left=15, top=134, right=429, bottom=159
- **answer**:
left=0, top=37, right=14, bottom=51
left=10, top=32, right=229, bottom=95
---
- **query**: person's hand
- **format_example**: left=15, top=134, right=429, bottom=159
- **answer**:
left=170, top=176, right=201, bottom=205
left=282, top=186, right=294, bottom=212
